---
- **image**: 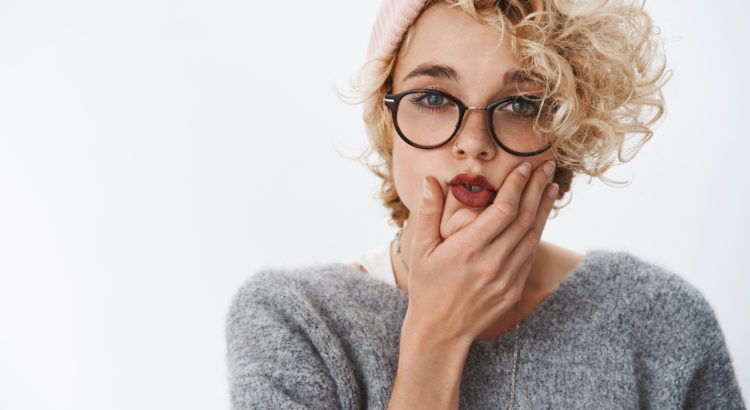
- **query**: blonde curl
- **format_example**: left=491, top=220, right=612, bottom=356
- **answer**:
left=352, top=0, right=669, bottom=227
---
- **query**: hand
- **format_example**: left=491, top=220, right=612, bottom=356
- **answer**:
left=402, top=161, right=559, bottom=345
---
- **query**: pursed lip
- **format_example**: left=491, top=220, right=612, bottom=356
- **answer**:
left=448, top=174, right=497, bottom=192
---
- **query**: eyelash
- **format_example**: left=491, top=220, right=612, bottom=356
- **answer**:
left=504, top=98, right=542, bottom=120
left=409, top=89, right=452, bottom=113
left=408, top=89, right=541, bottom=118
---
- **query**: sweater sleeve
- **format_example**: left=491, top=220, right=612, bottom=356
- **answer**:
left=226, top=270, right=343, bottom=410
left=679, top=290, right=745, bottom=408
left=633, top=268, right=745, bottom=409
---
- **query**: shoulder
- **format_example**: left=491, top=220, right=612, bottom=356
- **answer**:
left=230, top=263, right=352, bottom=302
left=229, top=263, right=391, bottom=313
left=226, top=264, right=387, bottom=408
left=576, top=250, right=709, bottom=310
left=226, top=264, right=405, bottom=408
left=574, top=250, right=721, bottom=349
left=227, top=263, right=406, bottom=333
left=571, top=251, right=744, bottom=405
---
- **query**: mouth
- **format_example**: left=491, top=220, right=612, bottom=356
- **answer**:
left=448, top=174, right=497, bottom=208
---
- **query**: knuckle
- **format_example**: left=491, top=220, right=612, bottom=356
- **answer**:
left=523, top=227, right=542, bottom=247
left=478, top=250, right=519, bottom=287
left=506, top=285, right=523, bottom=303
left=490, top=271, right=512, bottom=291
left=417, top=205, right=435, bottom=222
left=461, top=243, right=480, bottom=262
left=417, top=203, right=431, bottom=218
left=492, top=201, right=518, bottom=221
left=496, top=277, right=514, bottom=295
left=477, top=258, right=503, bottom=284
left=478, top=270, right=497, bottom=286
left=516, top=208, right=536, bottom=228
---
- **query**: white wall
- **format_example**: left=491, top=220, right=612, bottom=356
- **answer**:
left=0, top=0, right=747, bottom=408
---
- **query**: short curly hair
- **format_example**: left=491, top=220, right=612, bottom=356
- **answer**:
left=355, top=0, right=669, bottom=227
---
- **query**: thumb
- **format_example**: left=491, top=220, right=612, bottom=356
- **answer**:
left=411, top=176, right=444, bottom=258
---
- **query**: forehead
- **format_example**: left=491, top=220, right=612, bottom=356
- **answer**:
left=393, top=3, right=518, bottom=94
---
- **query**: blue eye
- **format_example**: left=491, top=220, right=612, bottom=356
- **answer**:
left=410, top=92, right=448, bottom=108
left=409, top=91, right=454, bottom=111
left=508, top=98, right=540, bottom=117
left=498, top=97, right=539, bottom=118
left=424, top=94, right=445, bottom=106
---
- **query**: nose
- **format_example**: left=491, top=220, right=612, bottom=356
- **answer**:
left=452, top=107, right=497, bottom=160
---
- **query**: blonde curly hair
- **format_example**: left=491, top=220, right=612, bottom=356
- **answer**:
left=356, top=0, right=669, bottom=227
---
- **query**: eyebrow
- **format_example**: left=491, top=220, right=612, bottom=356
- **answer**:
left=504, top=70, right=532, bottom=85
left=402, top=64, right=459, bottom=82
left=402, top=64, right=534, bottom=87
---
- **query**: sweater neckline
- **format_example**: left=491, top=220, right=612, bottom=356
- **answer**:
left=471, top=250, right=598, bottom=348
left=354, top=246, right=603, bottom=347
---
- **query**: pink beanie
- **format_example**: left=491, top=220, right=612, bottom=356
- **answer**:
left=366, top=0, right=430, bottom=65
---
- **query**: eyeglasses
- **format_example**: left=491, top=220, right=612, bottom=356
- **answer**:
left=384, top=89, right=552, bottom=157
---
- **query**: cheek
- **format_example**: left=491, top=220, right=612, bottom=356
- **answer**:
left=392, top=143, right=423, bottom=214
left=392, top=140, right=451, bottom=215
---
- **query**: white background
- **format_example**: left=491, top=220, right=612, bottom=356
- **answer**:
left=1, top=0, right=748, bottom=408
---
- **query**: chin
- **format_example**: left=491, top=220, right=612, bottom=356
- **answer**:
left=439, top=196, right=486, bottom=239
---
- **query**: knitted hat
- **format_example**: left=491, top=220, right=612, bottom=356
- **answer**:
left=366, top=0, right=430, bottom=65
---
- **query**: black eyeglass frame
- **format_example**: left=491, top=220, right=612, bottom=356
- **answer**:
left=384, top=89, right=552, bottom=157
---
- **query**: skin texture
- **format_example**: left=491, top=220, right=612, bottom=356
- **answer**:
left=391, top=9, right=554, bottom=242
left=389, top=4, right=581, bottom=339
left=382, top=5, right=584, bottom=408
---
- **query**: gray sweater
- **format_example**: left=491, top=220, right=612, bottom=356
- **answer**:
left=226, top=251, right=745, bottom=409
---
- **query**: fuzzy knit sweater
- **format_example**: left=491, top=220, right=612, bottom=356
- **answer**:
left=226, top=251, right=745, bottom=409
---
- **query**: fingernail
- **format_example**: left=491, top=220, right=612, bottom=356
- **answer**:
left=546, top=183, right=559, bottom=199
left=517, top=162, right=531, bottom=177
left=543, top=161, right=555, bottom=178
left=423, top=177, right=433, bottom=200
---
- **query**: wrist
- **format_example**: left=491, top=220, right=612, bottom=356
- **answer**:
left=401, top=309, right=475, bottom=350
left=398, top=315, right=473, bottom=376
left=391, top=321, right=471, bottom=409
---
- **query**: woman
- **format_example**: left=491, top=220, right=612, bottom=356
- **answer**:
left=227, top=0, right=745, bottom=408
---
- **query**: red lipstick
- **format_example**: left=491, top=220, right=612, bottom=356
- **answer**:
left=448, top=174, right=497, bottom=208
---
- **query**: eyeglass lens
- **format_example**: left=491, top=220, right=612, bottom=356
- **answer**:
left=395, top=91, right=548, bottom=153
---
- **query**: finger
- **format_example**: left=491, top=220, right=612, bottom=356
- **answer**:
left=465, top=161, right=532, bottom=245
left=491, top=160, right=556, bottom=250
left=411, top=176, right=445, bottom=259
left=489, top=180, right=558, bottom=291
left=486, top=252, right=535, bottom=319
